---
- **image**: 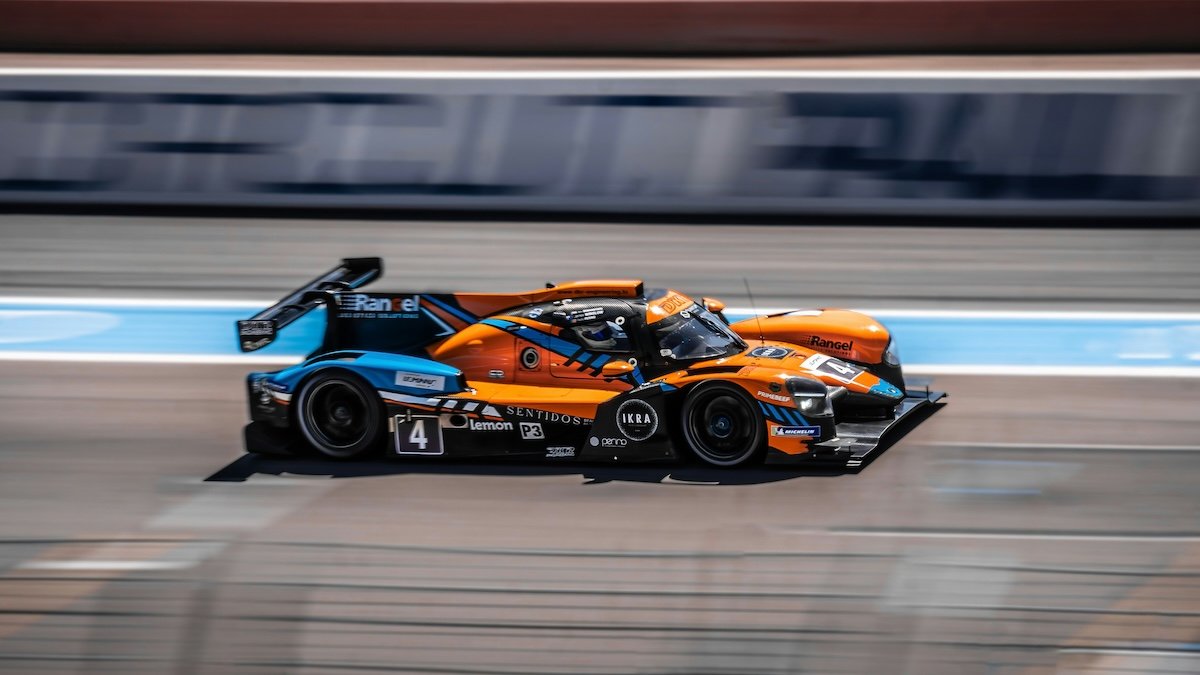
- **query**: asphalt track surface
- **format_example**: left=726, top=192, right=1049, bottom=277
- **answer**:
left=1, top=213, right=1199, bottom=674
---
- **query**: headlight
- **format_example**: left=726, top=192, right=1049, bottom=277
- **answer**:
left=883, top=337, right=900, bottom=366
left=786, top=377, right=833, bottom=417
left=796, top=395, right=823, bottom=413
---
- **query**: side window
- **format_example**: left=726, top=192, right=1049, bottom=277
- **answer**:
left=565, top=320, right=632, bottom=354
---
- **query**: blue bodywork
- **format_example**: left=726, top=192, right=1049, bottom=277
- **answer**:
left=869, top=380, right=904, bottom=400
left=249, top=350, right=466, bottom=399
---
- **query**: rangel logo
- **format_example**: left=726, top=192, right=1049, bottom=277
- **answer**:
left=616, top=399, right=658, bottom=441
left=809, top=336, right=853, bottom=352
left=340, top=294, right=421, bottom=313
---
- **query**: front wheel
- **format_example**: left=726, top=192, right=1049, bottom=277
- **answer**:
left=295, top=370, right=383, bottom=459
left=680, top=382, right=765, bottom=467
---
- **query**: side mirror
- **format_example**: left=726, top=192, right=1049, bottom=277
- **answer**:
left=600, top=360, right=635, bottom=379
left=701, top=297, right=726, bottom=313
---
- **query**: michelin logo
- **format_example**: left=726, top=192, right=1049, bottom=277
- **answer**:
left=772, top=426, right=822, bottom=438
left=396, top=372, right=445, bottom=391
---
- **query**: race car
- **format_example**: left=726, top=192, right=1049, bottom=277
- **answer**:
left=238, top=258, right=943, bottom=468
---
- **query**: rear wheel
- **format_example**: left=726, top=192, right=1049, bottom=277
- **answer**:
left=295, top=370, right=383, bottom=459
left=680, top=382, right=764, bottom=467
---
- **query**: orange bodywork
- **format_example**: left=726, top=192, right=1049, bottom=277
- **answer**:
left=447, top=381, right=613, bottom=420
left=729, top=310, right=891, bottom=365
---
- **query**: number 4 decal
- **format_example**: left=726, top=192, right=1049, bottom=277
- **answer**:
left=802, top=354, right=864, bottom=383
left=409, top=420, right=428, bottom=450
left=394, top=416, right=445, bottom=455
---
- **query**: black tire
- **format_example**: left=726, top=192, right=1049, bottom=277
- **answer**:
left=294, top=370, right=383, bottom=459
left=680, top=382, right=765, bottom=467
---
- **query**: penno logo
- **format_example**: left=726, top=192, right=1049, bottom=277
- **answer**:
left=616, top=399, right=658, bottom=442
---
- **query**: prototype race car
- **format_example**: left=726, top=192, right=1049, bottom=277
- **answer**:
left=238, top=258, right=943, bottom=468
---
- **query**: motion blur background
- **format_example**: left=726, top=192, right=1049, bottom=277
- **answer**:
left=1, top=1, right=1200, bottom=673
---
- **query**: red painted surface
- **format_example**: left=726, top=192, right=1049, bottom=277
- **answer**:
left=2, top=1, right=1198, bottom=55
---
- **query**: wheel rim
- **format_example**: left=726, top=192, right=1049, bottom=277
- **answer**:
left=686, top=390, right=759, bottom=465
left=302, top=379, right=373, bottom=452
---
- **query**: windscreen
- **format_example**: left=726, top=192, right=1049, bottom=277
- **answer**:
left=651, top=304, right=746, bottom=361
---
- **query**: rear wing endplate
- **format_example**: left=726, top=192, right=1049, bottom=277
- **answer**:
left=237, top=258, right=382, bottom=352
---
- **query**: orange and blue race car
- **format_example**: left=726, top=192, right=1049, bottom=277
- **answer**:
left=238, top=259, right=944, bottom=468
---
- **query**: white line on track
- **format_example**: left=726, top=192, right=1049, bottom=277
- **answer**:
left=0, top=296, right=269, bottom=308
left=0, top=351, right=300, bottom=365
left=904, top=365, right=1200, bottom=378
left=0, top=68, right=1197, bottom=80
left=930, top=441, right=1200, bottom=452
left=17, top=560, right=196, bottom=572
left=1058, top=648, right=1200, bottom=657
left=781, top=529, right=1200, bottom=543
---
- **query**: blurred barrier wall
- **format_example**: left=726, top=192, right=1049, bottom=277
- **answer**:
left=3, top=1, right=1200, bottom=54
left=1, top=71, right=1198, bottom=216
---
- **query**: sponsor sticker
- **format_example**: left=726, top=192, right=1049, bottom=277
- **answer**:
left=756, top=390, right=792, bottom=404
left=655, top=294, right=690, bottom=315
left=505, top=406, right=592, bottom=426
left=555, top=306, right=605, bottom=324
left=469, top=419, right=513, bottom=432
left=616, top=399, right=658, bottom=441
left=750, top=345, right=792, bottom=359
left=545, top=446, right=575, bottom=458
left=519, top=422, right=545, bottom=440
left=589, top=437, right=628, bottom=448
left=808, top=335, right=854, bottom=353
left=396, top=372, right=446, bottom=391
left=772, top=426, right=822, bottom=438
left=338, top=293, right=422, bottom=319
left=239, top=320, right=274, bottom=336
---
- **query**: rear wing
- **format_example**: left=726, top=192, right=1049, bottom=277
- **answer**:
left=237, top=258, right=382, bottom=352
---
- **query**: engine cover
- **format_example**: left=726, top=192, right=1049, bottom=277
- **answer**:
left=728, top=309, right=891, bottom=365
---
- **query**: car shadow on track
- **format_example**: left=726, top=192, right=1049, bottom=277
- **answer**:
left=205, top=403, right=942, bottom=485
left=204, top=455, right=850, bottom=485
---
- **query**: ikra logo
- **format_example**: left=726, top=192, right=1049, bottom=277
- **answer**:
left=616, top=399, right=658, bottom=441
left=339, top=294, right=421, bottom=314
left=809, top=335, right=854, bottom=352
